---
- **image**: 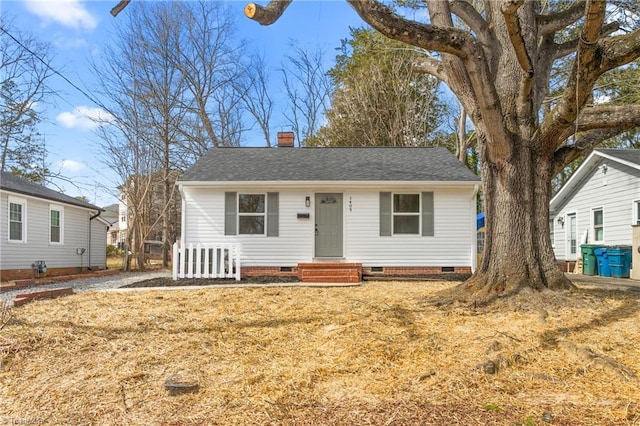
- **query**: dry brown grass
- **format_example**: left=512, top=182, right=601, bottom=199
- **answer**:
left=1, top=281, right=639, bottom=425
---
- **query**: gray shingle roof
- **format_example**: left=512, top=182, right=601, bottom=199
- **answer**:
left=180, top=147, right=480, bottom=183
left=0, top=172, right=102, bottom=210
left=595, top=149, right=640, bottom=166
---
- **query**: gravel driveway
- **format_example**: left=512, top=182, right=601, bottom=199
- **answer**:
left=1, top=270, right=171, bottom=305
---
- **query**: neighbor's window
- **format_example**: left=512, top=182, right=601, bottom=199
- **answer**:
left=635, top=200, right=640, bottom=225
left=238, top=193, right=265, bottom=234
left=593, top=208, right=604, bottom=242
left=9, top=198, right=26, bottom=242
left=50, top=206, right=63, bottom=244
left=393, top=193, right=420, bottom=234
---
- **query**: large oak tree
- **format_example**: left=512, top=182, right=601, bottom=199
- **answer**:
left=242, top=0, right=640, bottom=300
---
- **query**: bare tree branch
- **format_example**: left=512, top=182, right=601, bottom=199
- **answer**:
left=111, top=0, right=131, bottom=17
left=600, top=28, right=640, bottom=71
left=411, top=57, right=448, bottom=82
left=557, top=105, right=640, bottom=142
left=539, top=0, right=610, bottom=150
left=244, top=1, right=292, bottom=26
left=346, top=0, right=471, bottom=57
left=501, top=0, right=534, bottom=77
left=552, top=128, right=621, bottom=174
left=553, top=22, right=620, bottom=59
left=537, top=0, right=586, bottom=36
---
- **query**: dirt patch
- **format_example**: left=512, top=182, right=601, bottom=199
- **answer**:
left=1, top=281, right=639, bottom=425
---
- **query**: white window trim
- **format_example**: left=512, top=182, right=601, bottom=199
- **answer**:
left=238, top=193, right=266, bottom=236
left=392, top=192, right=421, bottom=236
left=633, top=199, right=640, bottom=226
left=591, top=207, right=604, bottom=243
left=8, top=196, right=27, bottom=243
left=49, top=204, right=64, bottom=245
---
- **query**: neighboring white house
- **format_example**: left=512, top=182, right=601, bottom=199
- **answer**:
left=550, top=149, right=640, bottom=263
left=0, top=172, right=108, bottom=280
left=176, top=143, right=481, bottom=281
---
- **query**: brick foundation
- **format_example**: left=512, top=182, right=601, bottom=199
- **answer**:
left=363, top=266, right=472, bottom=276
left=0, top=266, right=107, bottom=282
left=0, top=269, right=120, bottom=293
left=557, top=261, right=577, bottom=273
left=241, top=267, right=299, bottom=278
left=240, top=265, right=472, bottom=282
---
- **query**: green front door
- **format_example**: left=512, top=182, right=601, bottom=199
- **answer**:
left=315, top=193, right=343, bottom=257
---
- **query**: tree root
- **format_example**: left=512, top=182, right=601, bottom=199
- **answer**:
left=559, top=341, right=638, bottom=382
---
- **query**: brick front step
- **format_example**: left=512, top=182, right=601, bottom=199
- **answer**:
left=13, top=287, right=74, bottom=307
left=298, top=262, right=362, bottom=283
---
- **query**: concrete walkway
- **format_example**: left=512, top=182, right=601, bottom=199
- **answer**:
left=567, top=273, right=640, bottom=293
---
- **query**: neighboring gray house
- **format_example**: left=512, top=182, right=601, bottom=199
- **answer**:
left=550, top=149, right=640, bottom=263
left=0, top=172, right=108, bottom=280
left=176, top=144, right=481, bottom=281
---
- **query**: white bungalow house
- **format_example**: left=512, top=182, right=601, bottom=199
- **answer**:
left=550, top=149, right=640, bottom=267
left=175, top=139, right=481, bottom=282
left=0, top=172, right=108, bottom=280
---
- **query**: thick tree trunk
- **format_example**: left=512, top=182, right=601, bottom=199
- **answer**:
left=464, top=142, right=574, bottom=301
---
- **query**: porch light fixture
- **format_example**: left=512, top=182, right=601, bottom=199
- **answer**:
left=305, top=196, right=310, bottom=207
left=557, top=216, right=564, bottom=227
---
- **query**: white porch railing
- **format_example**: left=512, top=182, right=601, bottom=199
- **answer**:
left=172, top=242, right=241, bottom=281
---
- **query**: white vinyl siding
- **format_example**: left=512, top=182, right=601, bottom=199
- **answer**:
left=552, top=159, right=640, bottom=260
left=182, top=185, right=476, bottom=268
left=184, top=187, right=312, bottom=265
left=0, top=192, right=106, bottom=271
left=8, top=196, right=26, bottom=243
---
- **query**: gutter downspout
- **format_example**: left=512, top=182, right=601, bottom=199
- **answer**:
left=89, top=210, right=102, bottom=270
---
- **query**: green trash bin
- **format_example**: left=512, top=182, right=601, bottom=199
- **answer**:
left=581, top=244, right=603, bottom=276
left=608, top=246, right=632, bottom=278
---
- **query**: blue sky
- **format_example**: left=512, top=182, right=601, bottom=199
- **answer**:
left=2, top=0, right=365, bottom=206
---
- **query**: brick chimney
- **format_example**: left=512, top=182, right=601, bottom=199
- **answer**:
left=277, top=131, right=295, bottom=147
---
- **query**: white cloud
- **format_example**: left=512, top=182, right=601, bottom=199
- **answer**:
left=56, top=106, right=113, bottom=130
left=24, top=0, right=98, bottom=31
left=56, top=159, right=85, bottom=172
left=53, top=37, right=88, bottom=49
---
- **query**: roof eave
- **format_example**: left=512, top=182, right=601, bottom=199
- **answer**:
left=178, top=180, right=480, bottom=188
left=595, top=150, right=640, bottom=171
left=0, top=188, right=103, bottom=211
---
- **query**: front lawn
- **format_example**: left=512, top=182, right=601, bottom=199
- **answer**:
left=1, top=282, right=639, bottom=425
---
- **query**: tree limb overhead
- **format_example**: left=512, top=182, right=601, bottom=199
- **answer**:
left=244, top=1, right=293, bottom=26
left=501, top=0, right=534, bottom=77
left=111, top=0, right=131, bottom=17
left=552, top=128, right=622, bottom=174
left=537, top=1, right=586, bottom=36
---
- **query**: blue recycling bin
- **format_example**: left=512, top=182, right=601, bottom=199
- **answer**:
left=594, top=248, right=611, bottom=277
left=608, top=246, right=632, bottom=278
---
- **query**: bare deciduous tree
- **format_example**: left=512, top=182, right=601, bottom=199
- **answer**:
left=280, top=43, right=333, bottom=146
left=0, top=17, right=54, bottom=181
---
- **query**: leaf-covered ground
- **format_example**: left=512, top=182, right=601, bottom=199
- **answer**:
left=1, top=281, right=639, bottom=425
